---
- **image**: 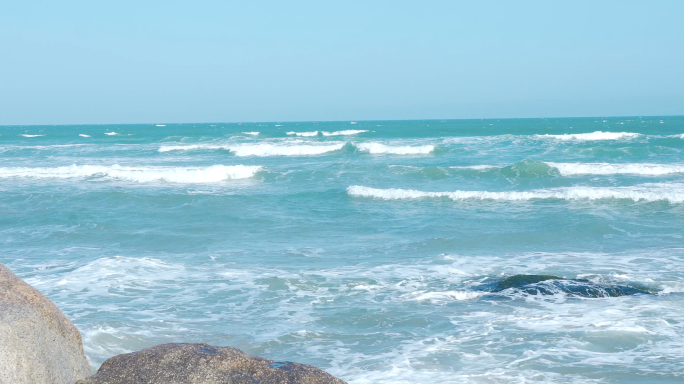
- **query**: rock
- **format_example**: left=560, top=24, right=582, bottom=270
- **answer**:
left=0, top=263, right=91, bottom=384
left=489, top=274, right=653, bottom=297
left=77, top=343, right=346, bottom=384
left=492, top=274, right=562, bottom=292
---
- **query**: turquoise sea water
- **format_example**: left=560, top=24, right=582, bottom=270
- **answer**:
left=2, top=117, right=684, bottom=383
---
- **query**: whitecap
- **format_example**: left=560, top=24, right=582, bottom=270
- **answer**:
left=347, top=183, right=684, bottom=203
left=546, top=162, right=684, bottom=176
left=20, top=134, right=44, bottom=137
left=449, top=165, right=499, bottom=170
left=322, top=130, right=368, bottom=136
left=104, top=132, right=119, bottom=136
left=159, top=142, right=345, bottom=156
left=356, top=142, right=434, bottom=155
left=79, top=134, right=91, bottom=138
left=536, top=131, right=641, bottom=141
left=286, top=131, right=319, bottom=137
left=242, top=132, right=260, bottom=136
left=230, top=143, right=344, bottom=156
left=0, top=164, right=263, bottom=183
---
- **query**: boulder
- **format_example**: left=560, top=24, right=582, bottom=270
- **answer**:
left=0, top=263, right=91, bottom=384
left=78, top=343, right=346, bottom=384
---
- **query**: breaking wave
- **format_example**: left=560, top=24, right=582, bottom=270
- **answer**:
left=20, top=134, right=44, bottom=137
left=446, top=161, right=684, bottom=177
left=356, top=142, right=435, bottom=155
left=286, top=131, right=319, bottom=137
left=159, top=141, right=433, bottom=156
left=347, top=184, right=684, bottom=203
left=159, top=142, right=345, bottom=156
left=0, top=164, right=263, bottom=183
left=536, top=131, right=641, bottom=141
left=322, top=130, right=369, bottom=136
left=547, top=162, right=684, bottom=176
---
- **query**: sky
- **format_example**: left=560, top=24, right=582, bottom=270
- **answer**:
left=1, top=0, right=683, bottom=125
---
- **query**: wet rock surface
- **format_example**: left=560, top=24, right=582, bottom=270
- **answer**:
left=77, top=343, right=346, bottom=384
left=0, top=263, right=91, bottom=384
left=485, top=274, right=653, bottom=298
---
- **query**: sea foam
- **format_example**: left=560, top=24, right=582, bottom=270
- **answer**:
left=356, top=142, right=435, bottom=155
left=321, top=130, right=369, bottom=136
left=286, top=131, right=319, bottom=137
left=20, top=134, right=45, bottom=137
left=0, top=164, right=263, bottom=183
left=536, top=131, right=641, bottom=141
left=347, top=184, right=684, bottom=203
left=159, top=142, right=345, bottom=156
left=547, top=162, right=684, bottom=176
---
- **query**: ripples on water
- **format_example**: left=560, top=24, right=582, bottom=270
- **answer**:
left=2, top=117, right=684, bottom=383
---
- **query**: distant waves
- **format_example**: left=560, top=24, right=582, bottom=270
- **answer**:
left=0, top=164, right=263, bottom=183
left=347, top=184, right=684, bottom=203
left=158, top=141, right=435, bottom=156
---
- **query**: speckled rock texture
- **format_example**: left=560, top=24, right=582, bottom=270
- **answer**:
left=77, top=343, right=346, bottom=384
left=0, top=263, right=91, bottom=384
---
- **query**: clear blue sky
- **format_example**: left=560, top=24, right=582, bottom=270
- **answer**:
left=1, top=0, right=683, bottom=125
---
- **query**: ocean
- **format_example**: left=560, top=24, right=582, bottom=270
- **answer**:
left=2, top=117, right=683, bottom=383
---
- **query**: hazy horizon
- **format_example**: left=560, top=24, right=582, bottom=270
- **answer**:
left=2, top=114, right=684, bottom=127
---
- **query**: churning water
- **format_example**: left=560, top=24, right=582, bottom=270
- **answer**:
left=2, top=117, right=684, bottom=383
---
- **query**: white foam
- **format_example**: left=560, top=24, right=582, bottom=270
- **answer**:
left=20, top=134, right=44, bottom=137
left=536, top=131, right=641, bottom=141
left=286, top=131, right=319, bottom=137
left=242, top=132, right=260, bottom=136
left=231, top=142, right=345, bottom=156
left=159, top=142, right=345, bottom=156
left=0, top=164, right=263, bottom=183
left=0, top=144, right=89, bottom=151
left=356, top=142, right=434, bottom=155
left=79, top=134, right=91, bottom=138
left=449, top=165, right=499, bottom=170
left=104, top=132, right=119, bottom=136
left=350, top=122, right=357, bottom=124
left=347, top=184, right=684, bottom=203
left=158, top=144, right=226, bottom=152
left=411, top=290, right=484, bottom=302
left=156, top=124, right=166, bottom=127
left=547, top=162, right=684, bottom=176
left=322, top=130, right=368, bottom=136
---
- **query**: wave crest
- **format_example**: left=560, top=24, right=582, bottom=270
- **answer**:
left=536, top=131, right=641, bottom=141
left=0, top=164, right=263, bottom=183
left=286, top=131, right=319, bottom=137
left=356, top=142, right=434, bottom=155
left=347, top=184, right=684, bottom=203
left=159, top=142, right=345, bottom=156
left=547, top=162, right=684, bottom=176
left=322, top=130, right=369, bottom=136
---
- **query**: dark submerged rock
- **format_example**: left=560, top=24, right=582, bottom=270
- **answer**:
left=77, top=343, right=347, bottom=384
left=492, top=274, right=562, bottom=292
left=488, top=274, right=653, bottom=298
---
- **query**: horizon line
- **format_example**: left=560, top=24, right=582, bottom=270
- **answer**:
left=1, top=114, right=682, bottom=127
